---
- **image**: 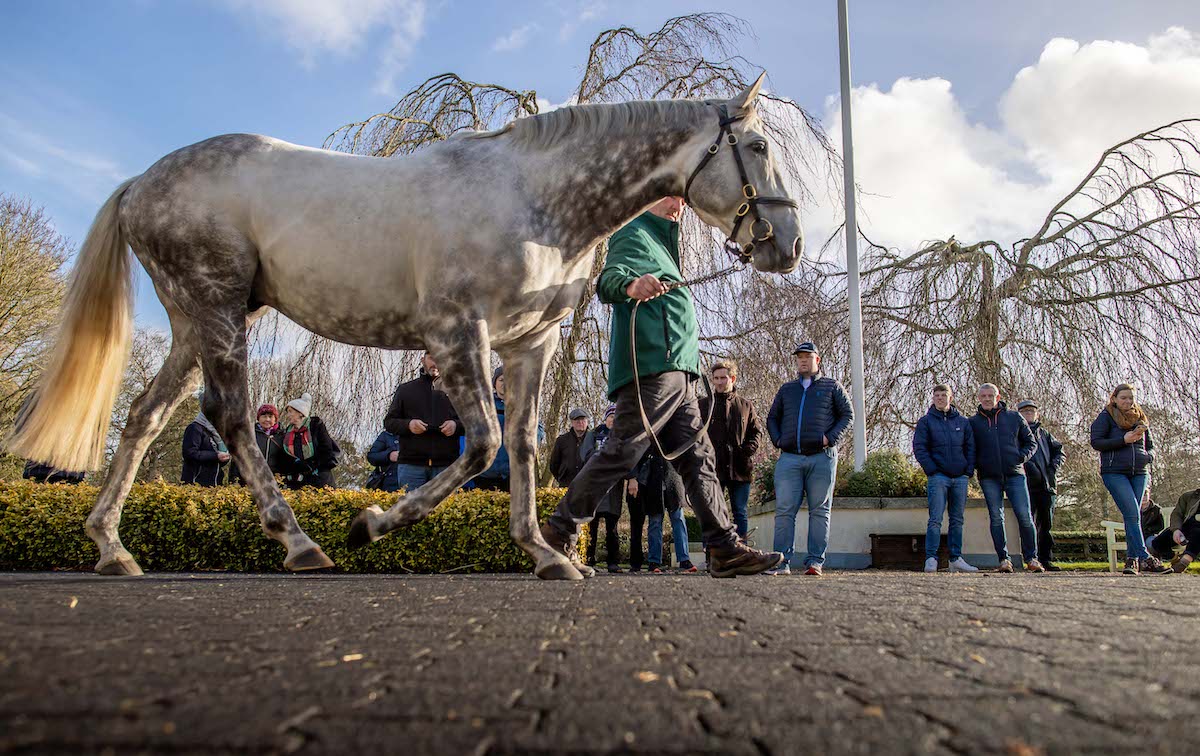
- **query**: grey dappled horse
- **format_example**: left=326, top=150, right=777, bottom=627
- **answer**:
left=9, top=75, right=803, bottom=580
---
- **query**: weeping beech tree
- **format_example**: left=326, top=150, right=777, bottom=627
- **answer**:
left=312, top=13, right=837, bottom=481
left=806, top=119, right=1200, bottom=522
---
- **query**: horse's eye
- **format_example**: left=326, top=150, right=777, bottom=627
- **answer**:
left=751, top=141, right=768, bottom=155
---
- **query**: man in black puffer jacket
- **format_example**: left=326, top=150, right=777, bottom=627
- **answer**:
left=969, top=384, right=1041, bottom=573
left=1017, top=400, right=1065, bottom=570
left=383, top=352, right=464, bottom=492
left=765, top=342, right=853, bottom=576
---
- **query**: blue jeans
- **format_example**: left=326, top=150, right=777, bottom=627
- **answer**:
left=723, top=480, right=751, bottom=538
left=395, top=464, right=450, bottom=493
left=1102, top=473, right=1149, bottom=560
left=668, top=506, right=690, bottom=563
left=647, top=514, right=664, bottom=566
left=773, top=449, right=837, bottom=568
left=979, top=476, right=1038, bottom=562
left=925, top=473, right=969, bottom=560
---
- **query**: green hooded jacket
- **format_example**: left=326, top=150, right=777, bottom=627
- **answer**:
left=598, top=212, right=700, bottom=399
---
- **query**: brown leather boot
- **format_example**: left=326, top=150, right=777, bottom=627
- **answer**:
left=539, top=522, right=596, bottom=578
left=707, top=540, right=784, bottom=579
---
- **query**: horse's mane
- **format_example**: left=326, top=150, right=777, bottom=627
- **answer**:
left=461, top=98, right=716, bottom=149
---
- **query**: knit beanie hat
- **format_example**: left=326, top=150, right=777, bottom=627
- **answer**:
left=256, top=404, right=278, bottom=419
left=286, top=393, right=312, bottom=418
left=604, top=404, right=617, bottom=420
left=493, top=366, right=504, bottom=388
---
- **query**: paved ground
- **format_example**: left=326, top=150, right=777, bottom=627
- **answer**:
left=1, top=571, right=1196, bottom=755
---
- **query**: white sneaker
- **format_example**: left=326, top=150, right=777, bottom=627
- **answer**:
left=923, top=557, right=938, bottom=573
left=949, top=557, right=978, bottom=573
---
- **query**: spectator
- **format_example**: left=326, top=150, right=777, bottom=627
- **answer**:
left=230, top=404, right=283, bottom=485
left=548, top=408, right=594, bottom=487
left=365, top=428, right=401, bottom=492
left=181, top=401, right=230, bottom=486
left=1140, top=485, right=1166, bottom=541
left=541, top=197, right=782, bottom=579
left=1018, top=400, right=1066, bottom=571
left=628, top=449, right=691, bottom=573
left=475, top=365, right=545, bottom=492
left=279, top=393, right=338, bottom=490
left=913, top=384, right=977, bottom=573
left=1090, top=383, right=1170, bottom=574
left=1146, top=487, right=1200, bottom=573
left=383, top=352, right=464, bottom=492
left=22, top=460, right=84, bottom=485
left=699, top=359, right=762, bottom=539
left=765, top=341, right=853, bottom=576
left=969, top=383, right=1042, bottom=573
left=582, top=405, right=626, bottom=572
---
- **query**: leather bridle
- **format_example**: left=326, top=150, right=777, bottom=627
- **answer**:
left=682, top=104, right=799, bottom=264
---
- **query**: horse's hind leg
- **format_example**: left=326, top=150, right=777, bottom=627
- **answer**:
left=500, top=331, right=582, bottom=580
left=350, top=320, right=504, bottom=547
left=196, top=311, right=332, bottom=571
left=86, top=317, right=202, bottom=576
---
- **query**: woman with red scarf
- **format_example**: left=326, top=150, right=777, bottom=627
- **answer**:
left=1090, top=383, right=1170, bottom=575
left=280, top=393, right=338, bottom=489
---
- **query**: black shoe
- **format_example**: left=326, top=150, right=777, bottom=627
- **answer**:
left=628, top=565, right=643, bottom=573
left=1043, top=562, right=1062, bottom=572
left=539, top=522, right=596, bottom=578
left=1141, top=555, right=1172, bottom=574
left=607, top=564, right=624, bottom=573
left=708, top=541, right=784, bottom=579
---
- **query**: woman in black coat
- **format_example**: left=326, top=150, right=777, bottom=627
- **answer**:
left=1090, top=383, right=1168, bottom=574
left=181, top=410, right=230, bottom=486
left=279, top=393, right=338, bottom=490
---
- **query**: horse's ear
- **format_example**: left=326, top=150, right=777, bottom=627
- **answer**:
left=728, top=72, right=767, bottom=115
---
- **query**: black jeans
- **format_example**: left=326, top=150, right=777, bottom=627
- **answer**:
left=627, top=494, right=646, bottom=569
left=584, top=513, right=621, bottom=566
left=1029, top=489, right=1055, bottom=563
left=547, top=372, right=737, bottom=550
left=1148, top=517, right=1200, bottom=560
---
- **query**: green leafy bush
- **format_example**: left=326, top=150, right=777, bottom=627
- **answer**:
left=0, top=480, right=567, bottom=573
left=835, top=449, right=928, bottom=497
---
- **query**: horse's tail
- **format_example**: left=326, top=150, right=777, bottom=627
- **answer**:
left=7, top=177, right=140, bottom=471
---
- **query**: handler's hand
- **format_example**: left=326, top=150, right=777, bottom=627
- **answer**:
left=440, top=420, right=457, bottom=436
left=409, top=419, right=428, bottom=434
left=626, top=274, right=669, bottom=302
left=627, top=479, right=639, bottom=497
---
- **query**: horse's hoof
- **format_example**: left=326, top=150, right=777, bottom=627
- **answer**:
left=347, top=506, right=382, bottom=550
left=96, top=555, right=143, bottom=576
left=285, top=547, right=334, bottom=572
left=575, top=563, right=596, bottom=579
left=535, top=560, right=584, bottom=581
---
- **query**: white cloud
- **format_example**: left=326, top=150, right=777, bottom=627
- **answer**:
left=220, top=0, right=427, bottom=95
left=0, top=112, right=125, bottom=202
left=821, top=27, right=1200, bottom=255
left=556, top=0, right=604, bottom=42
left=493, top=23, right=538, bottom=53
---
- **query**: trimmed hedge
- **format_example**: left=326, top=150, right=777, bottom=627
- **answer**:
left=0, top=480, right=574, bottom=573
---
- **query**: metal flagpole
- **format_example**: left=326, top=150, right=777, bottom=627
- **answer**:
left=837, top=0, right=868, bottom=471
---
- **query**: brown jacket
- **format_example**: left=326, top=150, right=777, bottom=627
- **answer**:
left=699, top=389, right=762, bottom=483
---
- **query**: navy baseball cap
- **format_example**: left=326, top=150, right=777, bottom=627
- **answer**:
left=792, top=341, right=819, bottom=356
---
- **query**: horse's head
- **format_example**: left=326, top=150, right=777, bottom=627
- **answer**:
left=683, top=74, right=804, bottom=274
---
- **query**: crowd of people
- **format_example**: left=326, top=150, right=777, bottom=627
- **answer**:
left=18, top=195, right=1198, bottom=577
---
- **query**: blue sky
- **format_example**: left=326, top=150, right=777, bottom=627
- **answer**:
left=3, top=1, right=1200, bottom=330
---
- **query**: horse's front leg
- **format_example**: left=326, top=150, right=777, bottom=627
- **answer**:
left=348, top=320, right=503, bottom=547
left=500, top=331, right=584, bottom=580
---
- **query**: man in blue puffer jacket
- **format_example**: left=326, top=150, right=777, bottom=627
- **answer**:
left=969, top=383, right=1042, bottom=573
left=475, top=366, right=545, bottom=492
left=765, top=342, right=853, bottom=576
left=913, top=384, right=978, bottom=573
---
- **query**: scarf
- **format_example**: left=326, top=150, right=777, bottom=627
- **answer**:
left=1107, top=402, right=1149, bottom=431
left=194, top=411, right=228, bottom=453
left=285, top=417, right=315, bottom=460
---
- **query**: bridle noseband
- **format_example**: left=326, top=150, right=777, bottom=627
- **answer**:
left=682, top=104, right=799, bottom=264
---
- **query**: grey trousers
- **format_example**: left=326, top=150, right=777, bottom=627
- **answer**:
left=547, top=371, right=738, bottom=550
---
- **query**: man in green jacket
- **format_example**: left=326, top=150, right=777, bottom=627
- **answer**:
left=542, top=197, right=784, bottom=578
left=1147, top=487, right=1200, bottom=573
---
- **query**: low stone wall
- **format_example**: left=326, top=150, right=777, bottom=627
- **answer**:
left=747, top=496, right=1026, bottom=569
